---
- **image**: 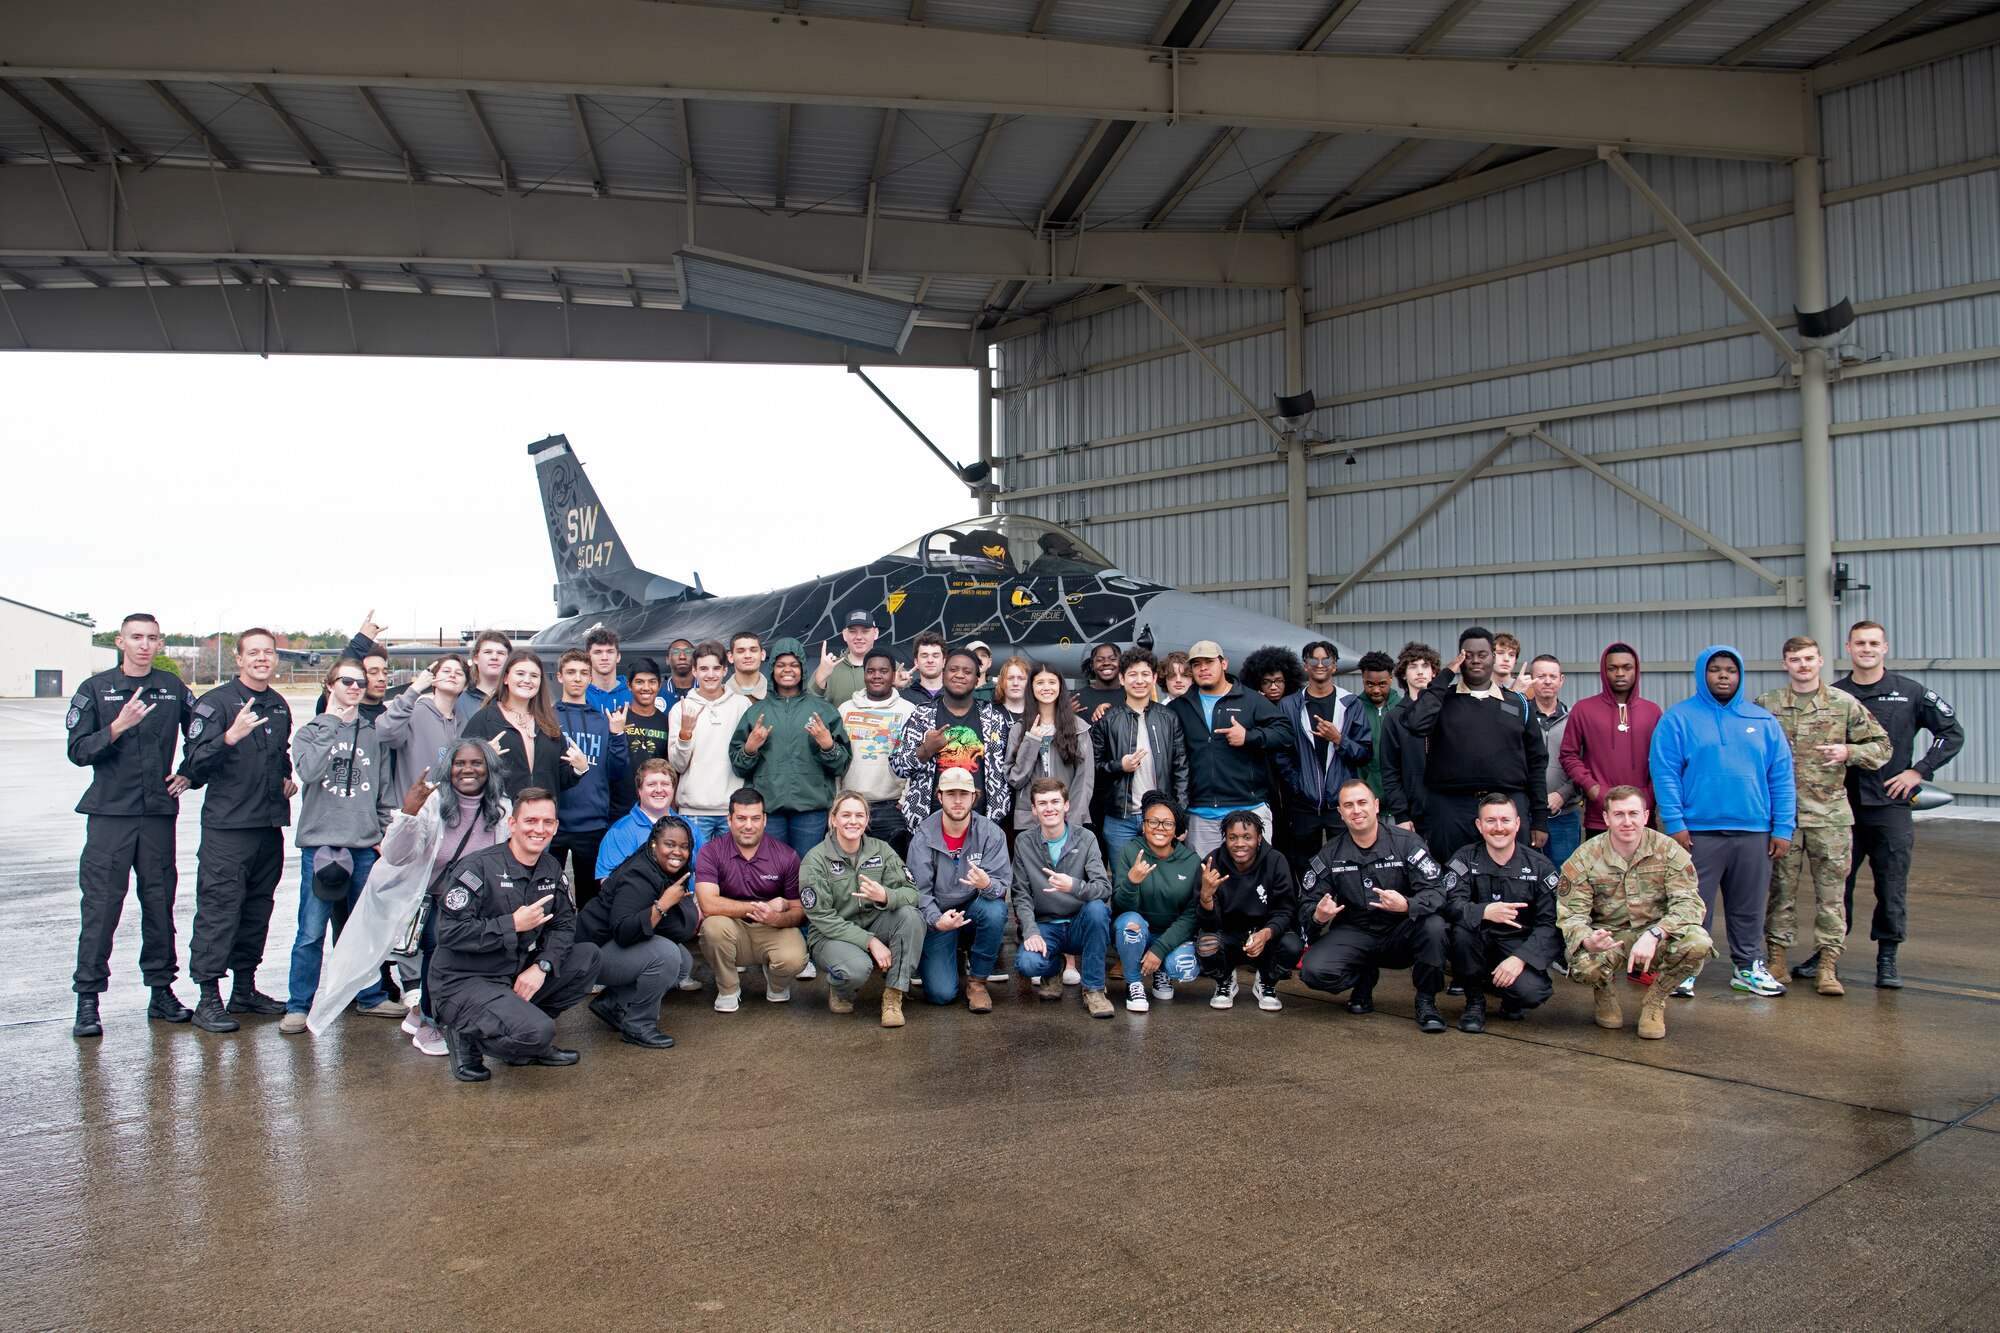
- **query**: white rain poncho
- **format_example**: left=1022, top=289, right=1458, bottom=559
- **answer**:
left=307, top=790, right=511, bottom=1035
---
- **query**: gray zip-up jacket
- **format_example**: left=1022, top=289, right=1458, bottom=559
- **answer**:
left=374, top=689, right=470, bottom=801
left=292, top=709, right=397, bottom=848
left=1009, top=824, right=1111, bottom=938
left=907, top=809, right=1013, bottom=926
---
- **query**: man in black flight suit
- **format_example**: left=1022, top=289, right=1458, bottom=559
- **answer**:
left=180, top=627, right=297, bottom=1033
left=1296, top=779, right=1450, bottom=1033
left=65, top=613, right=200, bottom=1037
left=1441, top=792, right=1562, bottom=1033
left=1799, top=619, right=1967, bottom=988
left=430, top=788, right=603, bottom=1082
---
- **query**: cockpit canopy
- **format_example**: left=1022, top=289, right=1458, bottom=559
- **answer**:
left=889, top=515, right=1119, bottom=579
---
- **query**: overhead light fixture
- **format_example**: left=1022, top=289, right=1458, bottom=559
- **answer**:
left=1795, top=297, right=1855, bottom=344
left=675, top=245, right=919, bottom=354
left=1275, top=389, right=1318, bottom=432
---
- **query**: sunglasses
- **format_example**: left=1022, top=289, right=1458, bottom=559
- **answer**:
left=334, top=677, right=366, bottom=688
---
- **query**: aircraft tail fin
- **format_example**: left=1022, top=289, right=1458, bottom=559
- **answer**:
left=528, top=435, right=708, bottom=617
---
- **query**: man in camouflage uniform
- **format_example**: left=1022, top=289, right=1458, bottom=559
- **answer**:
left=1754, top=636, right=1890, bottom=996
left=1557, top=786, right=1713, bottom=1040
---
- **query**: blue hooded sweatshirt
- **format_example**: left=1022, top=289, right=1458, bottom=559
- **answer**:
left=554, top=698, right=631, bottom=834
left=1648, top=645, right=1796, bottom=840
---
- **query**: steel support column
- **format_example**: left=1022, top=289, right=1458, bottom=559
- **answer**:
left=1284, top=284, right=1308, bottom=626
left=978, top=361, right=995, bottom=517
left=1795, top=152, right=1836, bottom=651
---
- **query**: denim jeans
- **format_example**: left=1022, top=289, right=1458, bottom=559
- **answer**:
left=765, top=809, right=828, bottom=859
left=918, top=894, right=1008, bottom=1004
left=286, top=846, right=386, bottom=1014
left=1014, top=899, right=1111, bottom=990
left=1101, top=814, right=1141, bottom=859
left=682, top=814, right=731, bottom=846
left=1112, top=910, right=1199, bottom=985
left=1545, top=809, right=1583, bottom=868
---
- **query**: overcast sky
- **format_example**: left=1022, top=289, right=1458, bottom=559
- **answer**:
left=5, top=352, right=977, bottom=640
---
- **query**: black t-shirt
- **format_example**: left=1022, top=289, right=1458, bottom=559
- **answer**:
left=1302, top=691, right=1342, bottom=768
left=1077, top=683, right=1124, bottom=722
left=934, top=697, right=989, bottom=817
left=613, top=705, right=675, bottom=815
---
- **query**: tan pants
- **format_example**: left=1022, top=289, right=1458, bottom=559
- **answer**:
left=700, top=917, right=806, bottom=995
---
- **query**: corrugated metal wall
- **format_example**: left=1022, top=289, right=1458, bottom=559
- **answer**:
left=993, top=46, right=1999, bottom=804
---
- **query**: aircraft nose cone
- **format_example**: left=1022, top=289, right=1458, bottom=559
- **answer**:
left=1135, top=592, right=1353, bottom=669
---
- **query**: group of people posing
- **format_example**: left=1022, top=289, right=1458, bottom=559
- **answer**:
left=64, top=608, right=1961, bottom=1081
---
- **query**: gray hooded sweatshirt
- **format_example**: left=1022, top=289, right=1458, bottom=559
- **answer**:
left=292, top=709, right=397, bottom=848
left=374, top=688, right=470, bottom=802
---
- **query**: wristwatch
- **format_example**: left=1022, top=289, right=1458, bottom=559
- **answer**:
left=1646, top=926, right=1664, bottom=940
left=535, top=958, right=553, bottom=974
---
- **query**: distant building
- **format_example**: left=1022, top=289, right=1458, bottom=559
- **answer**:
left=0, top=598, right=116, bottom=698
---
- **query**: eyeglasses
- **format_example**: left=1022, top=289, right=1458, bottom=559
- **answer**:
left=334, top=677, right=365, bottom=688
left=1142, top=818, right=1177, bottom=829
left=1305, top=656, right=1334, bottom=665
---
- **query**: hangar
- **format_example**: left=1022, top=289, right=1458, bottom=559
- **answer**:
left=2, top=0, right=1994, bottom=804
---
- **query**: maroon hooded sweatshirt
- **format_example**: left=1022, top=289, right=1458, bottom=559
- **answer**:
left=1559, top=642, right=1663, bottom=831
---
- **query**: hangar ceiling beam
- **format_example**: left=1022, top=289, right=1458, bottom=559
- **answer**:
left=42, top=79, right=144, bottom=163
left=0, top=80, right=96, bottom=160
left=0, top=283, right=977, bottom=366
left=354, top=87, right=423, bottom=182
left=1811, top=10, right=2000, bottom=91
left=0, top=164, right=1298, bottom=289
left=1130, top=284, right=1289, bottom=449
left=142, top=80, right=239, bottom=169
left=0, top=0, right=1815, bottom=160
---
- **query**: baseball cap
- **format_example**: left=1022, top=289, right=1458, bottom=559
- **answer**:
left=844, top=609, right=877, bottom=629
left=937, top=768, right=977, bottom=793
left=965, top=639, right=991, bottom=653
left=1188, top=640, right=1223, bottom=661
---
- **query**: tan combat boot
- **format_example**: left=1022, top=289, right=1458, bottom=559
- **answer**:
left=827, top=991, right=855, bottom=1015
left=1594, top=982, right=1623, bottom=1029
left=1816, top=948, right=1845, bottom=996
left=964, top=977, right=992, bottom=1013
left=1637, top=985, right=1669, bottom=1039
left=1766, top=942, right=1787, bottom=983
left=880, top=987, right=906, bottom=1028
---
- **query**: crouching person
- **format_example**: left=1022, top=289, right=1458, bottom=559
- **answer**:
left=802, top=791, right=925, bottom=1027
left=1010, top=777, right=1114, bottom=1018
left=1111, top=791, right=1202, bottom=1013
left=1442, top=792, right=1561, bottom=1033
left=576, top=815, right=699, bottom=1049
left=1557, top=785, right=1713, bottom=1040
left=429, top=788, right=603, bottom=1081
left=1194, top=810, right=1302, bottom=1012
left=909, top=768, right=1012, bottom=1011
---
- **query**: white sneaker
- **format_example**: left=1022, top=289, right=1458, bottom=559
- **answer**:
left=278, top=1011, right=308, bottom=1035
left=797, top=960, right=818, bottom=981
left=410, top=1022, right=447, bottom=1057
left=764, top=965, right=792, bottom=1002
left=676, top=977, right=703, bottom=992
left=986, top=972, right=1009, bottom=983
left=1125, top=980, right=1150, bottom=1013
left=1150, top=972, right=1175, bottom=1001
left=1672, top=975, right=1696, bottom=997
left=1210, top=976, right=1238, bottom=1010
left=399, top=1009, right=423, bottom=1037
left=1253, top=977, right=1283, bottom=1012
left=714, top=989, right=741, bottom=1013
left=1061, top=964, right=1081, bottom=986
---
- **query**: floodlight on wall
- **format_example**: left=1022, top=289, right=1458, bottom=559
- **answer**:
left=1274, top=390, right=1318, bottom=431
left=675, top=245, right=919, bottom=355
left=1794, top=298, right=1855, bottom=345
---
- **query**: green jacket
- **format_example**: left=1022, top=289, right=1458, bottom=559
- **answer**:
left=1358, top=688, right=1402, bottom=797
left=729, top=688, right=852, bottom=814
left=799, top=833, right=919, bottom=950
left=1111, top=838, right=1202, bottom=955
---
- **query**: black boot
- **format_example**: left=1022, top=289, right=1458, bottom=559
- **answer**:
left=191, top=981, right=239, bottom=1033
left=443, top=1027, right=490, bottom=1082
left=587, top=994, right=625, bottom=1033
left=620, top=1026, right=675, bottom=1049
left=226, top=970, right=285, bottom=1015
left=73, top=994, right=102, bottom=1039
left=1876, top=943, right=1903, bottom=989
left=1499, top=1000, right=1526, bottom=1021
left=1346, top=970, right=1377, bottom=1015
left=1790, top=950, right=1821, bottom=982
left=1414, top=993, right=1447, bottom=1034
left=147, top=986, right=192, bottom=1023
left=1457, top=990, right=1487, bottom=1034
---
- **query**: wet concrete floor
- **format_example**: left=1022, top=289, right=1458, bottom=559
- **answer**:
left=3, top=698, right=1996, bottom=1331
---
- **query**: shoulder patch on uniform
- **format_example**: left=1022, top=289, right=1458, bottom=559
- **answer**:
left=863, top=855, right=883, bottom=869
left=194, top=701, right=216, bottom=717
left=1543, top=871, right=1560, bottom=889
left=1927, top=690, right=1954, bottom=717
left=443, top=885, right=470, bottom=911
left=66, top=692, right=88, bottom=730
left=188, top=718, right=206, bottom=739
left=801, top=884, right=817, bottom=909
left=1413, top=850, right=1439, bottom=877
